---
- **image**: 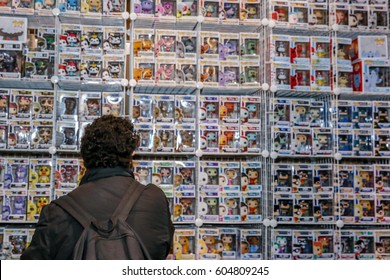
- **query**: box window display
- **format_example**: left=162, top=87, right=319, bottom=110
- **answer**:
left=172, top=229, right=196, bottom=260
left=308, top=3, right=328, bottom=29
left=292, top=164, right=314, bottom=194
left=240, top=229, right=262, bottom=259
left=270, top=35, right=290, bottom=63
left=291, top=64, right=310, bottom=91
left=239, top=0, right=261, bottom=25
left=219, top=0, right=240, bottom=25
left=154, top=124, right=175, bottom=153
left=200, top=0, right=219, bottom=23
left=353, top=129, right=373, bottom=157
left=155, top=0, right=177, bottom=20
left=272, top=126, right=292, bottom=155
left=314, top=194, right=334, bottom=223
left=272, top=230, right=293, bottom=259
left=177, top=0, right=198, bottom=20
left=270, top=0, right=289, bottom=25
left=375, top=165, right=390, bottom=194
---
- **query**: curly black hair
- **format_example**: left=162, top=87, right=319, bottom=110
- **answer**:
left=80, top=115, right=139, bottom=169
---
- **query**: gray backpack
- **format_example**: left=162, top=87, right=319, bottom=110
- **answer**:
left=55, top=182, right=151, bottom=260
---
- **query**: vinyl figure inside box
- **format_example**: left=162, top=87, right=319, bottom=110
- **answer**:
left=271, top=35, right=290, bottom=63
left=311, top=66, right=331, bottom=91
left=352, top=60, right=390, bottom=93
left=290, top=37, right=310, bottom=65
left=351, top=36, right=388, bottom=61
left=270, top=1, right=289, bottom=24
left=374, top=101, right=390, bottom=129
left=240, top=1, right=261, bottom=24
left=291, top=65, right=311, bottom=91
left=176, top=0, right=198, bottom=20
left=201, top=0, right=219, bottom=22
left=289, top=2, right=309, bottom=26
left=133, top=0, right=155, bottom=16
left=155, top=0, right=177, bottom=19
left=308, top=5, right=328, bottom=28
left=219, top=0, right=240, bottom=24
left=272, top=63, right=291, bottom=90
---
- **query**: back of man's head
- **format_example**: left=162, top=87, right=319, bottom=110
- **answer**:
left=80, top=115, right=139, bottom=169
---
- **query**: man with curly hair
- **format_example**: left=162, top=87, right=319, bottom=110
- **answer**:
left=21, top=115, right=174, bottom=259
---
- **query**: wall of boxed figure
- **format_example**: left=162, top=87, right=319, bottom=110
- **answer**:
left=0, top=0, right=390, bottom=261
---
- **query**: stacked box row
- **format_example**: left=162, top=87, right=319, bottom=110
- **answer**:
left=272, top=228, right=390, bottom=260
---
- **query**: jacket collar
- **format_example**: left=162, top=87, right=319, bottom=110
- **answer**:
left=79, top=166, right=135, bottom=186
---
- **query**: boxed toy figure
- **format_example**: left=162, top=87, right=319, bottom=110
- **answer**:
left=292, top=164, right=313, bottom=194
left=272, top=126, right=291, bottom=155
left=289, top=1, right=309, bottom=27
left=218, top=228, right=239, bottom=259
left=174, top=160, right=196, bottom=191
left=9, top=90, right=32, bottom=120
left=355, top=165, right=375, bottom=193
left=337, top=194, right=355, bottom=223
left=274, top=193, right=294, bottom=223
left=176, top=31, right=197, bottom=60
left=198, top=162, right=220, bottom=222
left=172, top=228, right=196, bottom=259
left=313, top=230, right=334, bottom=259
left=155, top=60, right=176, bottom=86
left=219, top=0, right=240, bottom=25
left=311, top=65, right=331, bottom=91
left=355, top=194, right=375, bottom=223
left=376, top=195, right=390, bottom=223
left=292, top=230, right=313, bottom=259
left=335, top=65, right=353, bottom=93
left=373, top=101, right=390, bottom=129
left=133, top=0, right=155, bottom=18
left=240, top=229, right=262, bottom=259
left=375, top=164, right=390, bottom=193
left=133, top=58, right=155, bottom=85
left=308, top=3, right=328, bottom=29
left=240, top=125, right=260, bottom=154
left=219, top=193, right=241, bottom=222
left=270, top=35, right=290, bottom=63
left=199, top=95, right=219, bottom=124
left=155, top=30, right=176, bottom=59
left=154, top=95, right=174, bottom=124
left=0, top=122, right=7, bottom=149
left=354, top=231, right=375, bottom=259
left=200, top=0, right=219, bottom=23
left=56, top=91, right=78, bottom=121
left=103, top=0, right=126, bottom=16
left=375, top=230, right=390, bottom=259
left=154, top=124, right=175, bottom=153
left=56, top=158, right=79, bottom=189
left=349, top=4, right=369, bottom=30
left=270, top=98, right=290, bottom=127
left=0, top=90, right=9, bottom=119
left=273, top=164, right=292, bottom=193
left=314, top=194, right=334, bottom=223
left=219, top=125, right=239, bottom=153
left=102, top=92, right=124, bottom=117
left=197, top=228, right=221, bottom=259
left=219, top=96, right=239, bottom=124
left=369, top=5, right=389, bottom=31
left=241, top=162, right=262, bottom=192
left=8, top=120, right=31, bottom=150
left=200, top=31, right=219, bottom=61
left=240, top=61, right=260, bottom=87
left=310, top=36, right=331, bottom=65
left=329, top=3, right=349, bottom=29
left=103, top=27, right=125, bottom=55
left=338, top=164, right=355, bottom=193
left=3, top=228, right=29, bottom=257
left=175, top=61, right=197, bottom=86
left=24, top=51, right=54, bottom=80
left=79, top=92, right=101, bottom=121
left=199, top=60, right=219, bottom=87
left=199, top=124, right=219, bottom=153
left=291, top=64, right=311, bottom=91
left=351, top=36, right=388, bottom=61
left=58, top=57, right=81, bottom=81
left=352, top=101, right=372, bottom=129
left=56, top=120, right=78, bottom=150
left=290, top=36, right=310, bottom=65
left=173, top=194, right=196, bottom=223
left=270, top=0, right=289, bottom=25
left=334, top=230, right=354, bottom=259
left=155, top=0, right=177, bottom=21
left=0, top=50, right=23, bottom=79
left=353, top=59, right=390, bottom=93
left=219, top=61, right=240, bottom=87
left=312, top=128, right=333, bottom=156
left=80, top=57, right=102, bottom=82
left=4, top=158, right=29, bottom=190
left=135, top=123, right=153, bottom=153
left=337, top=129, right=353, bottom=156
left=0, top=17, right=27, bottom=48
left=272, top=229, right=292, bottom=259
left=133, top=160, right=153, bottom=185
left=176, top=124, right=196, bottom=153
left=334, top=37, right=352, bottom=66
left=241, top=96, right=261, bottom=125
left=337, top=100, right=353, bottom=128
left=239, top=0, right=261, bottom=25
left=31, top=120, right=54, bottom=150
left=309, top=101, right=325, bottom=127
left=240, top=33, right=260, bottom=61
left=271, top=63, right=291, bottom=90
left=175, top=95, right=196, bottom=124
left=353, top=129, right=373, bottom=157
left=27, top=189, right=51, bottom=221
left=176, top=0, right=198, bottom=21
left=31, top=158, right=52, bottom=190
left=291, top=127, right=312, bottom=155
left=291, top=99, right=311, bottom=126
left=133, top=29, right=154, bottom=58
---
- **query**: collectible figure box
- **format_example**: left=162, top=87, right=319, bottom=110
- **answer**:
left=310, top=36, right=331, bottom=65
left=240, top=229, right=262, bottom=259
left=271, top=63, right=291, bottom=90
left=270, top=0, right=289, bottom=26
left=310, top=65, right=331, bottom=91
left=219, top=61, right=240, bottom=87
left=155, top=0, right=177, bottom=21
left=239, top=0, right=261, bottom=25
left=374, top=101, right=390, bottom=129
left=334, top=37, right=352, bottom=66
left=335, top=65, right=353, bottom=93
left=219, top=0, right=240, bottom=25
left=270, top=35, right=290, bottom=63
left=351, top=36, right=388, bottom=61
left=308, top=3, right=328, bottom=29
left=177, top=0, right=198, bottom=22
left=349, top=4, right=369, bottom=30
left=291, top=64, right=311, bottom=91
left=200, top=0, right=220, bottom=23
left=199, top=60, right=219, bottom=87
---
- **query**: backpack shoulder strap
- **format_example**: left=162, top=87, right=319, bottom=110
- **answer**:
left=112, top=180, right=148, bottom=222
left=54, top=196, right=95, bottom=229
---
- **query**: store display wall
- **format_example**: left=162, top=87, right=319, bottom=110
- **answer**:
left=0, top=0, right=390, bottom=260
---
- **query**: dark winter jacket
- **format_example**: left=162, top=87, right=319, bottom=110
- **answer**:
left=21, top=169, right=174, bottom=260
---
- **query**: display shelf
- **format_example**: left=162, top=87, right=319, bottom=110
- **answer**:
left=58, top=15, right=126, bottom=27
left=57, top=81, right=124, bottom=92
left=0, top=79, right=53, bottom=90
left=202, top=87, right=261, bottom=96
left=274, top=90, right=334, bottom=99
left=134, top=85, right=197, bottom=95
